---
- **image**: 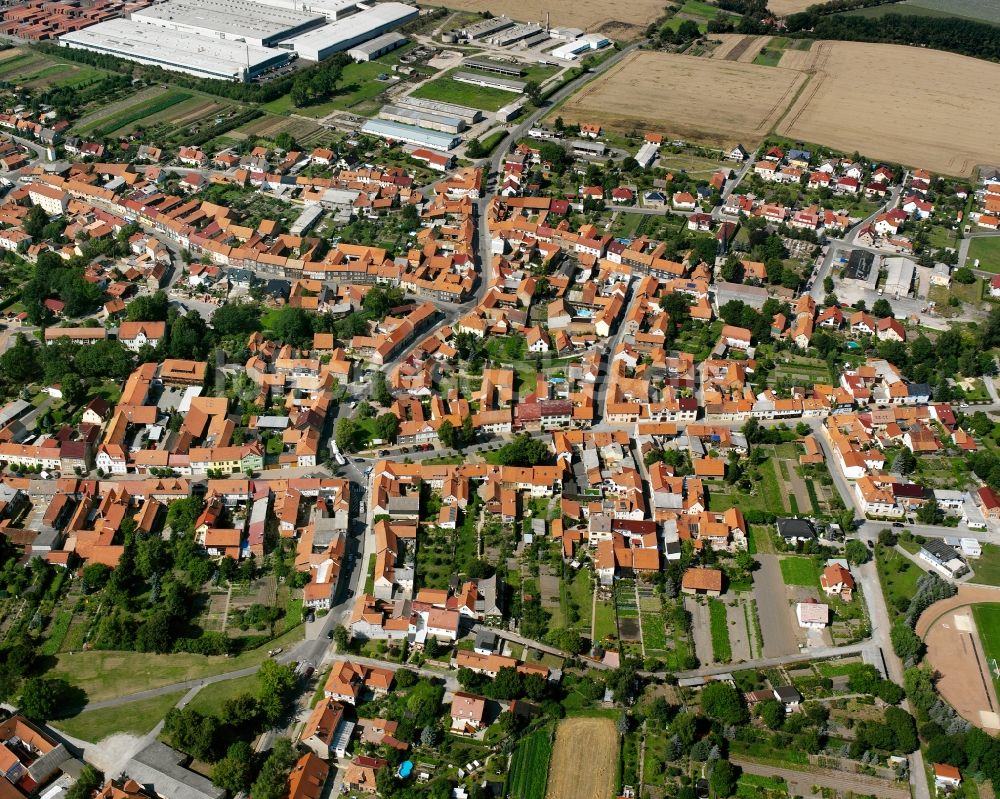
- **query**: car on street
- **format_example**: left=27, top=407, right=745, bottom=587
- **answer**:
left=892, top=522, right=905, bottom=528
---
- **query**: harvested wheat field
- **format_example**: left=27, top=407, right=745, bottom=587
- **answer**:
left=432, top=0, right=661, bottom=37
left=767, top=0, right=816, bottom=13
left=777, top=41, right=1000, bottom=176
left=552, top=50, right=805, bottom=146
left=546, top=717, right=617, bottom=799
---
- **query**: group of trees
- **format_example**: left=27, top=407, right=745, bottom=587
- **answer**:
left=289, top=54, right=350, bottom=107
left=492, top=435, right=553, bottom=467
left=456, top=664, right=549, bottom=702
left=160, top=660, right=297, bottom=792
left=786, top=11, right=1000, bottom=62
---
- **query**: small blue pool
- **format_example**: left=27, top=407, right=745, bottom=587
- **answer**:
left=398, top=761, right=413, bottom=779
left=846, top=341, right=860, bottom=350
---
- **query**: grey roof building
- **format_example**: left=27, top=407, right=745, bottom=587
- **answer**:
left=125, top=742, right=226, bottom=799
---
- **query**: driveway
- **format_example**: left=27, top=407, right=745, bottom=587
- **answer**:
left=752, top=554, right=799, bottom=658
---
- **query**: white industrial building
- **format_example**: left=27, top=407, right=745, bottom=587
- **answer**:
left=550, top=33, right=610, bottom=60
left=361, top=119, right=459, bottom=152
left=283, top=2, right=417, bottom=61
left=254, top=0, right=362, bottom=19
left=347, top=31, right=407, bottom=61
left=635, top=140, right=659, bottom=169
left=130, top=0, right=326, bottom=47
left=60, top=18, right=290, bottom=81
left=379, top=104, right=464, bottom=134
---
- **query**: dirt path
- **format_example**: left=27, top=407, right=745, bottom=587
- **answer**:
left=752, top=554, right=799, bottom=657
left=734, top=757, right=909, bottom=799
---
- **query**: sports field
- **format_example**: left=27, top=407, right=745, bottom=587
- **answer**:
left=546, top=717, right=617, bottom=799
left=552, top=50, right=805, bottom=146
left=777, top=41, right=1000, bottom=176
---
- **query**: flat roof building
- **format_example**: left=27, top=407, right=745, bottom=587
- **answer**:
left=464, top=58, right=525, bottom=76
left=379, top=104, right=464, bottom=134
left=461, top=15, right=514, bottom=40
left=130, top=0, right=326, bottom=47
left=347, top=31, right=407, bottom=61
left=454, top=71, right=526, bottom=94
left=550, top=33, right=610, bottom=60
left=361, top=119, right=460, bottom=152
left=60, top=18, right=290, bottom=81
left=284, top=3, right=417, bottom=61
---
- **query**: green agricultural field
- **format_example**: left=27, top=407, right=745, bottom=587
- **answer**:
left=85, top=90, right=193, bottom=136
left=410, top=76, right=515, bottom=112
left=779, top=556, right=820, bottom=587
left=969, top=237, right=1000, bottom=274
left=507, top=727, right=553, bottom=799
left=709, top=599, right=732, bottom=662
left=53, top=691, right=185, bottom=742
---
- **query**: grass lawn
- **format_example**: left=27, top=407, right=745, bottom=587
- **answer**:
left=971, top=544, right=1000, bottom=587
left=186, top=673, right=259, bottom=717
left=53, top=690, right=185, bottom=742
left=779, top=556, right=820, bottom=587
left=594, top=598, right=617, bottom=643
left=876, top=545, right=922, bottom=619
left=709, top=599, right=732, bottom=663
left=973, top=604, right=1000, bottom=686
left=411, top=76, right=516, bottom=112
left=969, top=237, right=1000, bottom=273
left=50, top=624, right=304, bottom=704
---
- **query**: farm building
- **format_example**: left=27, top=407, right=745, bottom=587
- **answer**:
left=378, top=105, right=465, bottom=135
left=453, top=71, right=526, bottom=94
left=130, top=0, right=325, bottom=47
left=347, top=31, right=407, bottom=61
left=464, top=58, right=525, bottom=77
left=360, top=119, right=460, bottom=152
left=284, top=3, right=418, bottom=61
left=397, top=97, right=482, bottom=124
left=60, top=18, right=290, bottom=81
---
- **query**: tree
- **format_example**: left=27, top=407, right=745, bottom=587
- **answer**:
left=374, top=412, right=400, bottom=444
left=212, top=303, right=262, bottom=336
left=758, top=699, right=784, bottom=730
left=701, top=681, right=747, bottom=726
left=126, top=290, right=169, bottom=321
left=916, top=498, right=943, bottom=525
left=891, top=621, right=925, bottom=663
left=333, top=625, right=350, bottom=650
left=437, top=419, right=458, bottom=449
left=845, top=539, right=870, bottom=565
left=709, top=759, right=738, bottom=798
left=420, top=725, right=437, bottom=747
left=250, top=738, right=298, bottom=799
left=720, top=257, right=744, bottom=284
left=953, top=266, right=975, bottom=284
left=494, top=434, right=551, bottom=467
left=525, top=80, right=542, bottom=105
left=371, top=371, right=393, bottom=407
left=19, top=677, right=70, bottom=721
left=872, top=298, right=894, bottom=318
left=213, top=741, right=254, bottom=793
left=895, top=449, right=916, bottom=475
left=65, top=766, right=103, bottom=799
left=551, top=628, right=585, bottom=655
left=61, top=372, right=86, bottom=406
left=336, top=418, right=358, bottom=452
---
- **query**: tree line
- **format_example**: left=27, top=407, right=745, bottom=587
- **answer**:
left=785, top=11, right=1000, bottom=61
